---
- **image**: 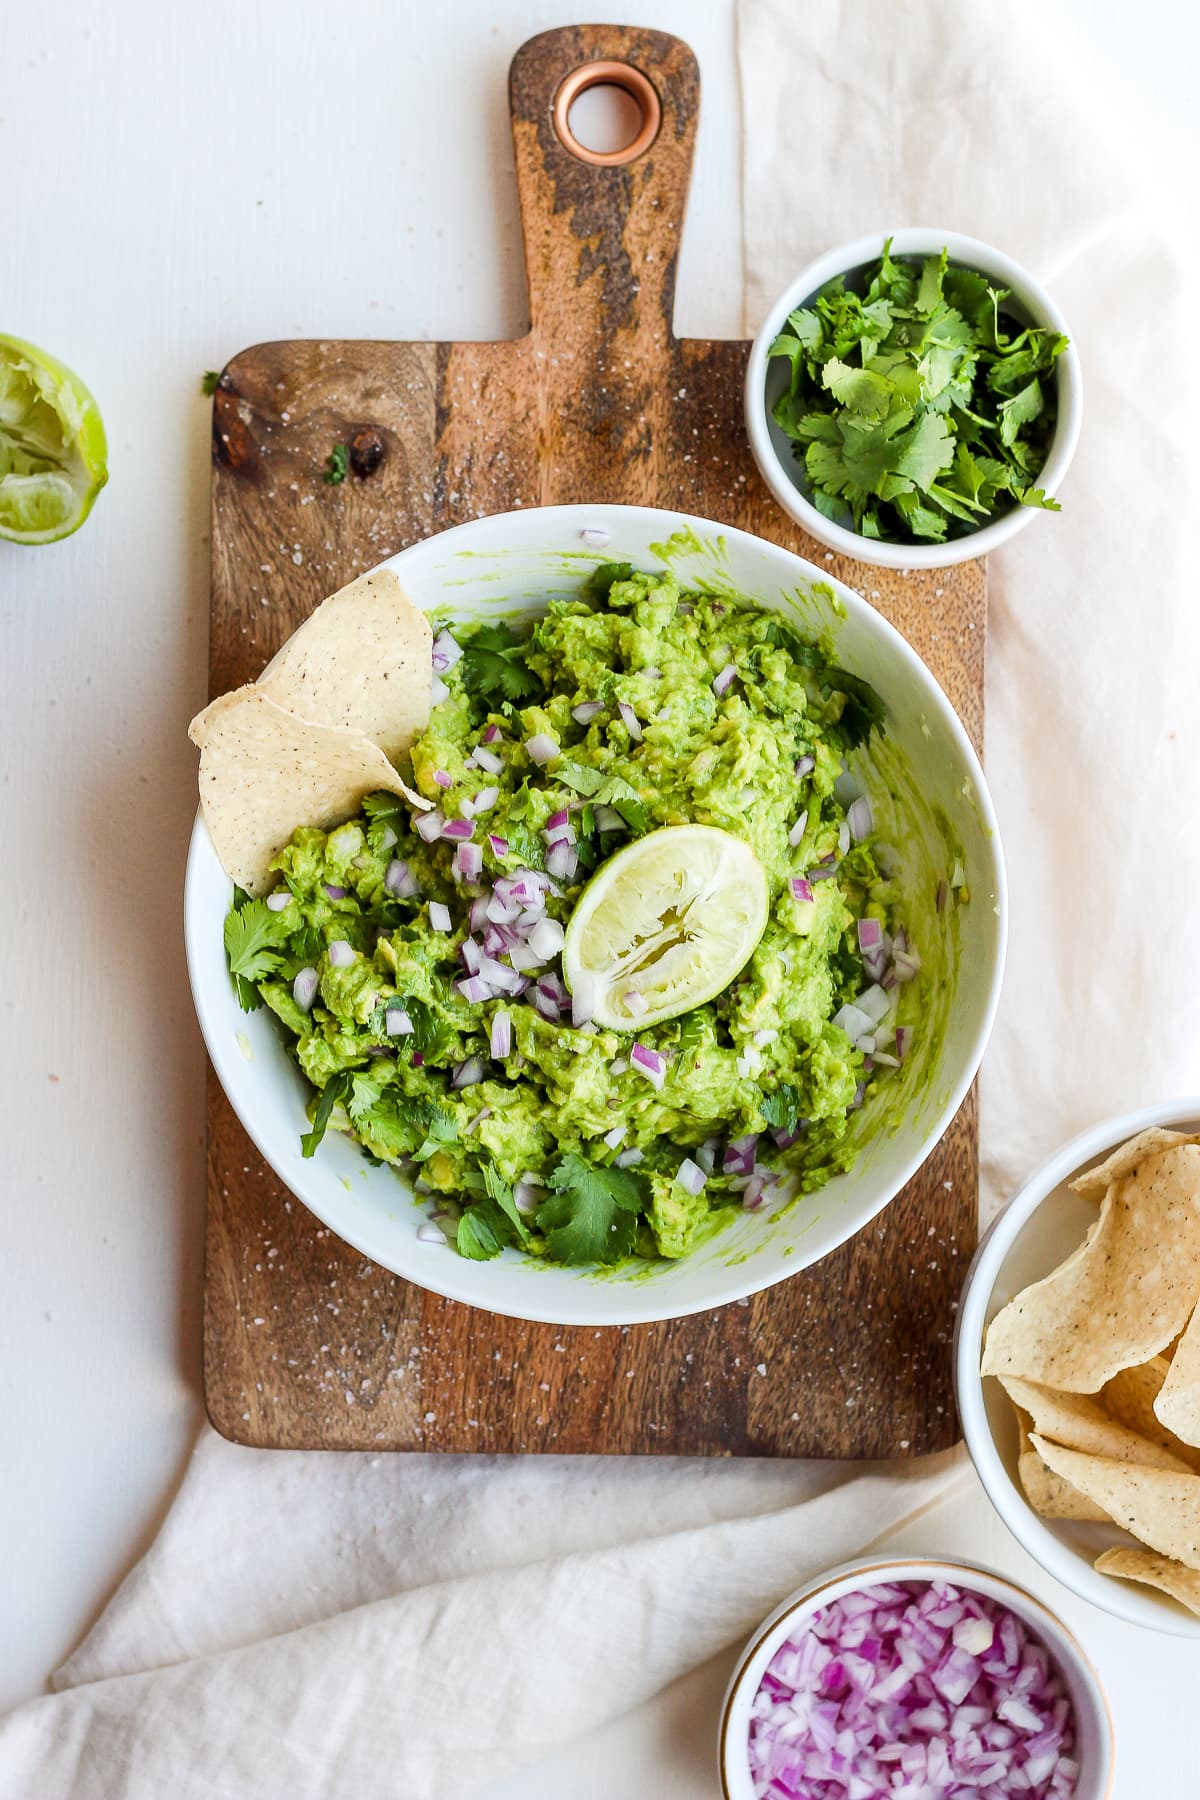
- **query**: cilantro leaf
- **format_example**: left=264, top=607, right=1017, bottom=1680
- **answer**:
left=201, top=370, right=221, bottom=396
left=536, top=1152, right=647, bottom=1265
left=456, top=1209, right=503, bottom=1260
left=459, top=622, right=543, bottom=706
left=301, top=1071, right=353, bottom=1158
left=483, top=1161, right=530, bottom=1245
left=405, top=999, right=460, bottom=1067
left=759, top=1084, right=804, bottom=1133
left=556, top=760, right=604, bottom=797
left=323, top=443, right=350, bottom=484
left=224, top=890, right=292, bottom=1008
left=592, top=774, right=648, bottom=835
left=584, top=561, right=634, bottom=599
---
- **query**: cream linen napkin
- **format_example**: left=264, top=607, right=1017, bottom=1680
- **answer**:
left=3, top=1, right=1198, bottom=1793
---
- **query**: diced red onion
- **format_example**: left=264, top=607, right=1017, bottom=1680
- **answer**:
left=857, top=983, right=892, bottom=1025
left=487, top=834, right=510, bottom=860
left=432, top=769, right=452, bottom=790
left=456, top=975, right=492, bottom=1003
left=838, top=819, right=852, bottom=857
left=385, top=1005, right=413, bottom=1037
left=489, top=1011, right=512, bottom=1058
left=848, top=795, right=874, bottom=842
left=895, top=1026, right=912, bottom=1061
left=385, top=858, right=418, bottom=898
left=430, top=630, right=463, bottom=673
left=594, top=804, right=623, bottom=833
left=266, top=889, right=292, bottom=912
left=459, top=795, right=476, bottom=818
left=615, top=1146, right=644, bottom=1167
left=572, top=700, right=604, bottom=725
left=508, top=943, right=543, bottom=973
left=451, top=1056, right=485, bottom=1088
left=724, top=1134, right=758, bottom=1176
left=602, top=1124, right=626, bottom=1151
left=809, top=865, right=838, bottom=882
left=623, top=989, right=648, bottom=1018
left=570, top=971, right=596, bottom=1028
left=452, top=842, right=483, bottom=884
left=533, top=988, right=561, bottom=1021
left=579, top=526, right=611, bottom=547
left=791, top=877, right=814, bottom=905
left=544, top=817, right=576, bottom=848
left=468, top=895, right=490, bottom=934
left=480, top=956, right=523, bottom=996
left=323, top=883, right=346, bottom=900
left=430, top=676, right=450, bottom=706
left=472, top=786, right=499, bottom=813
left=526, top=732, right=559, bottom=766
left=794, top=753, right=816, bottom=777
left=893, top=946, right=922, bottom=983
left=293, top=966, right=318, bottom=1011
left=441, top=816, right=474, bottom=842
left=482, top=723, right=503, bottom=745
left=462, top=937, right=484, bottom=975
left=712, top=662, right=737, bottom=697
left=412, top=1051, right=424, bottom=1067
left=629, top=1042, right=666, bottom=1089
left=527, top=917, right=565, bottom=960
left=617, top=700, right=643, bottom=742
left=429, top=902, right=452, bottom=933
left=415, top=808, right=444, bottom=844
left=416, top=1221, right=446, bottom=1245
left=788, top=809, right=809, bottom=848
left=376, top=824, right=398, bottom=853
left=676, top=1157, right=706, bottom=1195
left=545, top=840, right=578, bottom=881
left=472, top=744, right=503, bottom=776
left=833, top=1001, right=875, bottom=1042
left=327, top=938, right=354, bottom=967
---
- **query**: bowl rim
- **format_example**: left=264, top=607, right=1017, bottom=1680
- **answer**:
left=717, top=1552, right=1113, bottom=1800
left=184, top=499, right=1007, bottom=1325
left=744, top=226, right=1084, bottom=571
left=953, top=1095, right=1200, bottom=1637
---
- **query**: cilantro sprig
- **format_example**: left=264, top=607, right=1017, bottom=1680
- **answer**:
left=458, top=622, right=543, bottom=706
left=768, top=240, right=1067, bottom=544
left=535, top=1152, right=648, bottom=1265
left=224, top=887, right=293, bottom=1011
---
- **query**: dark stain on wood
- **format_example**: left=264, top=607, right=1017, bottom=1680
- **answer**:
left=204, top=25, right=985, bottom=1458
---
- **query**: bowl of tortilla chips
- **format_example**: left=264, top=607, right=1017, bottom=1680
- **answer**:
left=955, top=1100, right=1200, bottom=1636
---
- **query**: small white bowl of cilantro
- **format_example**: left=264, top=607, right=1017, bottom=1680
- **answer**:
left=745, top=229, right=1082, bottom=569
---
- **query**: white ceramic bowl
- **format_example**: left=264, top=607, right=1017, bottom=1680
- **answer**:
left=185, top=502, right=1006, bottom=1326
left=719, top=1555, right=1113, bottom=1800
left=745, top=228, right=1083, bottom=570
left=955, top=1098, right=1200, bottom=1637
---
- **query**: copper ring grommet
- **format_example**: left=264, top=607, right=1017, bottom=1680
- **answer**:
left=552, top=61, right=662, bottom=167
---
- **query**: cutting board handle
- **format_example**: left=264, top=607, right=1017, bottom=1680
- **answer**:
left=509, top=25, right=699, bottom=344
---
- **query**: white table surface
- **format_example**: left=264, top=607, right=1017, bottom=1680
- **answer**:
left=3, top=1, right=1198, bottom=1791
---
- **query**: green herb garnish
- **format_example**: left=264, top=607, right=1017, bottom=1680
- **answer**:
left=767, top=240, right=1067, bottom=544
left=323, top=443, right=350, bottom=485
left=201, top=370, right=221, bottom=396
left=224, top=887, right=292, bottom=1010
left=459, top=621, right=543, bottom=706
left=535, top=1152, right=648, bottom=1265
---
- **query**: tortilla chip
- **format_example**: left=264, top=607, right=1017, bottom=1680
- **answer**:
left=981, top=1147, right=1200, bottom=1390
left=1156, top=1301, right=1200, bottom=1448
left=999, top=1374, right=1195, bottom=1472
left=1031, top=1436, right=1200, bottom=1571
left=1103, top=1358, right=1200, bottom=1471
left=258, top=568, right=432, bottom=764
left=1018, top=1450, right=1112, bottom=1522
left=1069, top=1127, right=1200, bottom=1199
left=1094, top=1548, right=1200, bottom=1619
left=190, top=687, right=423, bottom=895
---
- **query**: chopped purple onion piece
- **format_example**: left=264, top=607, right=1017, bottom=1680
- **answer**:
left=293, top=967, right=319, bottom=1011
left=791, top=876, right=814, bottom=904
left=712, top=662, right=737, bottom=697
left=615, top=1146, right=644, bottom=1167
left=451, top=1056, right=485, bottom=1088
left=432, top=769, right=452, bottom=790
left=472, top=786, right=499, bottom=814
left=525, top=732, right=559, bottom=766
left=787, top=809, right=809, bottom=847
left=456, top=975, right=492, bottom=1004
left=489, top=1011, right=512, bottom=1059
left=794, top=753, right=816, bottom=777
left=385, top=859, right=418, bottom=899
left=857, top=917, right=883, bottom=953
left=629, top=1042, right=666, bottom=1089
left=327, top=939, right=354, bottom=968
left=473, top=745, right=503, bottom=776
left=428, top=902, right=452, bottom=933
left=676, top=1157, right=707, bottom=1195
left=571, top=700, right=604, bottom=725
left=323, top=883, right=347, bottom=900
left=451, top=842, right=483, bottom=884
left=415, top=808, right=444, bottom=844
left=617, top=700, right=642, bottom=742
left=440, top=816, right=474, bottom=842
left=487, top=834, right=509, bottom=859
left=430, top=676, right=449, bottom=706
left=847, top=794, right=874, bottom=843
left=385, top=1006, right=414, bottom=1037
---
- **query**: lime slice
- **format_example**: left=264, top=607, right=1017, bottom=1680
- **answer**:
left=563, top=824, right=769, bottom=1032
left=0, top=334, right=108, bottom=544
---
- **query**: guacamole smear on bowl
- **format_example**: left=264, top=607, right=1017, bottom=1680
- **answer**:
left=224, top=565, right=931, bottom=1268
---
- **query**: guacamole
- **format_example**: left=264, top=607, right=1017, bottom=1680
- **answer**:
left=224, top=565, right=927, bottom=1267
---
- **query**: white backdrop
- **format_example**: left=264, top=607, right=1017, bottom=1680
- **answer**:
left=2, top=2, right=1198, bottom=1791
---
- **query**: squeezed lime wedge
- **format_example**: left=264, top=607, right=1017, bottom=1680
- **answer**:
left=0, top=334, right=108, bottom=544
left=563, top=824, right=769, bottom=1032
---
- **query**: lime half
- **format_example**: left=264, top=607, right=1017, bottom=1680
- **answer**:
left=563, top=824, right=769, bottom=1032
left=0, top=334, right=108, bottom=544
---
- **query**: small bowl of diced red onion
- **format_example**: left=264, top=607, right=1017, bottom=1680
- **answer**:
left=719, top=1558, right=1113, bottom=1800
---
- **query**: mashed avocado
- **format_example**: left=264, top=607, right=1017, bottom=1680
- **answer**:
left=225, top=565, right=928, bottom=1267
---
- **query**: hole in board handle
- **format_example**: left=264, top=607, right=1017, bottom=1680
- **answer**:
left=552, top=61, right=662, bottom=167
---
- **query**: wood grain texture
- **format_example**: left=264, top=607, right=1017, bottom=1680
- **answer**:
left=204, top=23, right=985, bottom=1457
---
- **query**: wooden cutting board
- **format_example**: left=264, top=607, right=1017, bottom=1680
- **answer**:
left=204, top=23, right=985, bottom=1457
